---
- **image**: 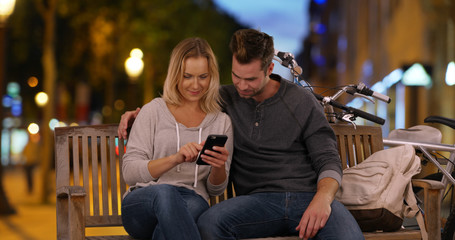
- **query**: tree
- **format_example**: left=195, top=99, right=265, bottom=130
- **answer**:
left=34, top=0, right=58, bottom=203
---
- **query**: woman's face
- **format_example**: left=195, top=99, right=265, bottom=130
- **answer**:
left=178, top=56, right=210, bottom=104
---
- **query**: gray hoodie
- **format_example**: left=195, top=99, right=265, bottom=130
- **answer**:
left=122, top=98, right=233, bottom=201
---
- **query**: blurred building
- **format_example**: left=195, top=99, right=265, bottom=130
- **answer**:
left=300, top=0, right=455, bottom=143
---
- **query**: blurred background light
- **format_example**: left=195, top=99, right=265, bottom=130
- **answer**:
left=27, top=123, right=40, bottom=134
left=35, top=92, right=48, bottom=107
left=27, top=76, right=39, bottom=87
left=0, top=0, right=16, bottom=22
left=2, top=117, right=13, bottom=128
left=446, top=61, right=455, bottom=86
left=6, top=82, right=20, bottom=97
left=10, top=129, right=27, bottom=155
left=125, top=48, right=144, bottom=80
left=130, top=48, right=143, bottom=59
left=114, top=99, right=125, bottom=111
left=401, top=63, right=432, bottom=87
left=2, top=95, right=12, bottom=107
left=48, top=118, right=59, bottom=130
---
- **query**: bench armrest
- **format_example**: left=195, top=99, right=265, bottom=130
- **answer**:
left=412, top=179, right=445, bottom=190
left=412, top=179, right=444, bottom=240
left=57, top=185, right=86, bottom=198
left=56, top=185, right=87, bottom=240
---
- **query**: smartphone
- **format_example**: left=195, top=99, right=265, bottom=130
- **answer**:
left=196, top=134, right=228, bottom=165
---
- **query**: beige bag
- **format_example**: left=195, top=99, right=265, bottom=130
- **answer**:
left=335, top=145, right=427, bottom=239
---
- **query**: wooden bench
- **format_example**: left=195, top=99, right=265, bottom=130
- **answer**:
left=55, top=124, right=444, bottom=240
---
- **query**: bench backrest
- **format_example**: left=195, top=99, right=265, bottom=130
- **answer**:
left=331, top=124, right=384, bottom=169
left=55, top=124, right=127, bottom=227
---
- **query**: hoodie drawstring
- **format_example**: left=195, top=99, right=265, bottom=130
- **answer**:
left=175, top=122, right=202, bottom=188
left=175, top=123, right=181, bottom=173
left=193, top=128, right=202, bottom=188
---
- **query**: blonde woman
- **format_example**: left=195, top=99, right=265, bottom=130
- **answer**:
left=121, top=38, right=233, bottom=240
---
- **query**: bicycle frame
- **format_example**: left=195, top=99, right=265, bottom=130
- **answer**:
left=383, top=138, right=455, bottom=199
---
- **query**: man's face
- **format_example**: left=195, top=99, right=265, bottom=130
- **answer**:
left=231, top=57, right=272, bottom=100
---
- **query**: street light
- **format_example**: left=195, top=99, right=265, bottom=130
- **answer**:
left=0, top=0, right=16, bottom=25
left=0, top=0, right=16, bottom=215
left=124, top=48, right=144, bottom=82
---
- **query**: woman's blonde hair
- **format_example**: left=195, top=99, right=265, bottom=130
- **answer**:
left=162, top=38, right=221, bottom=113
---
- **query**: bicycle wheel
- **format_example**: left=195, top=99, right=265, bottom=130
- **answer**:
left=443, top=208, right=455, bottom=240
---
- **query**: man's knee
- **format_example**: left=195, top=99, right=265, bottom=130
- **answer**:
left=197, top=205, right=228, bottom=238
left=197, top=207, right=218, bottom=227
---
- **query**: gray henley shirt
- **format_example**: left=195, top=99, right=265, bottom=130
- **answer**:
left=220, top=74, right=342, bottom=195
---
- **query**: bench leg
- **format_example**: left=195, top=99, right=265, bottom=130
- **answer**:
left=57, top=189, right=86, bottom=240
left=426, top=188, right=442, bottom=240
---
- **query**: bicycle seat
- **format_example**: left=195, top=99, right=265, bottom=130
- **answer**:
left=386, top=125, right=442, bottom=143
left=424, top=116, right=455, bottom=130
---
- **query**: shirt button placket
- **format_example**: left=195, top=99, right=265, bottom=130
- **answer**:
left=255, top=106, right=261, bottom=127
left=252, top=106, right=261, bottom=138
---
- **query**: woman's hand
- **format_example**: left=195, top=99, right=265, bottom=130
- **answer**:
left=175, top=142, right=203, bottom=163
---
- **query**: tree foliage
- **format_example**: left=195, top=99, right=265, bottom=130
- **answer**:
left=8, top=0, right=243, bottom=123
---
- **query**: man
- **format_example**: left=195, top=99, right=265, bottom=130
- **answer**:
left=118, top=29, right=363, bottom=240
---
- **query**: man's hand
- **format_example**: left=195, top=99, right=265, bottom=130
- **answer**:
left=295, top=178, right=338, bottom=239
left=118, top=107, right=141, bottom=139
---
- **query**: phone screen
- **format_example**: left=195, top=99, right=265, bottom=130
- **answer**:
left=196, top=134, right=228, bottom=165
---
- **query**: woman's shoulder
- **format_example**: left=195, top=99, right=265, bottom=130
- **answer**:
left=141, top=98, right=166, bottom=111
left=212, top=111, right=232, bottom=128
left=135, top=98, right=169, bottom=120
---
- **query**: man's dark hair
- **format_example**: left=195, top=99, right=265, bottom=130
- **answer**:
left=229, top=29, right=274, bottom=72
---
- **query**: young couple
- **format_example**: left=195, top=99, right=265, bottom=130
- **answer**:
left=120, top=29, right=364, bottom=240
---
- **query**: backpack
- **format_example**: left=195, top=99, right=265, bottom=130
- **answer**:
left=335, top=145, right=427, bottom=239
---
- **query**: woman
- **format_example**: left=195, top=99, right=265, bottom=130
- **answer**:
left=121, top=38, right=233, bottom=240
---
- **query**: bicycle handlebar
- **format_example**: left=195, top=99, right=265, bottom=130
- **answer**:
left=424, top=116, right=455, bottom=130
left=355, top=83, right=391, bottom=103
left=313, top=93, right=386, bottom=125
left=273, top=50, right=388, bottom=125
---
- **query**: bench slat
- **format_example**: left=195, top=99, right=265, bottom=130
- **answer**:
left=100, top=136, right=109, bottom=216
left=109, top=136, right=120, bottom=216
left=82, top=135, right=91, bottom=216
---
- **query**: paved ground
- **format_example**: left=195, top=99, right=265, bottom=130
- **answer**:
left=0, top=166, right=56, bottom=240
left=0, top=166, right=128, bottom=240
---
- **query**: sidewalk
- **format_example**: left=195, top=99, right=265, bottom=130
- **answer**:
left=0, top=166, right=56, bottom=240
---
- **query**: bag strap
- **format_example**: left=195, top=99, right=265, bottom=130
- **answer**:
left=404, top=181, right=428, bottom=240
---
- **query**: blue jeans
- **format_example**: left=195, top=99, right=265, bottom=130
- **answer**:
left=121, top=184, right=209, bottom=240
left=197, top=192, right=364, bottom=240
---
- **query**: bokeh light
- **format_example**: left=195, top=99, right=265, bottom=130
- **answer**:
left=6, top=82, right=20, bottom=97
left=35, top=92, right=49, bottom=107
left=49, top=118, right=59, bottom=130
left=125, top=48, right=144, bottom=80
left=114, top=99, right=125, bottom=111
left=27, top=76, right=39, bottom=87
left=27, top=123, right=40, bottom=135
left=130, top=48, right=143, bottom=59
